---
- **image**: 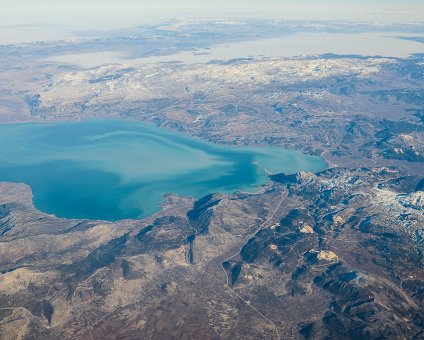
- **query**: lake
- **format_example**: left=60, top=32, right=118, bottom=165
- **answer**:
left=45, top=32, right=424, bottom=68
left=0, top=120, right=326, bottom=221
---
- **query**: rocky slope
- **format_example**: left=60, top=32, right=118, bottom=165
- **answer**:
left=0, top=20, right=423, bottom=339
left=0, top=166, right=422, bottom=339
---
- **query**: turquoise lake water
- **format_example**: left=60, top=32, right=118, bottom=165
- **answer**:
left=0, top=120, right=326, bottom=221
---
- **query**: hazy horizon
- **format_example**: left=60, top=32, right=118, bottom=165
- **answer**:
left=1, top=0, right=424, bottom=44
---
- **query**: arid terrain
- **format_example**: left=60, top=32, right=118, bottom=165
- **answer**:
left=0, top=20, right=423, bottom=339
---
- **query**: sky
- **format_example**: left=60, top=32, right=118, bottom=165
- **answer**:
left=1, top=0, right=424, bottom=43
